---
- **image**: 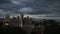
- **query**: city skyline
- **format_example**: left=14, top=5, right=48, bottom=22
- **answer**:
left=0, top=14, right=60, bottom=20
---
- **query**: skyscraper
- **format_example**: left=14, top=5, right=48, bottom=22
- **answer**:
left=19, top=12, right=24, bottom=28
left=3, top=15, right=10, bottom=27
left=23, top=16, right=33, bottom=34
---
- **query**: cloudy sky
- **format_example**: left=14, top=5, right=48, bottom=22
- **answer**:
left=0, top=0, right=60, bottom=17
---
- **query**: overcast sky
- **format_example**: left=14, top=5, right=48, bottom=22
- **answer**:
left=0, top=0, right=60, bottom=17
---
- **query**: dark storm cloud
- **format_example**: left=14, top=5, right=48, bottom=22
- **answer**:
left=0, top=0, right=20, bottom=14
left=0, top=0, right=13, bottom=9
left=0, top=0, right=11, bottom=4
left=30, top=0, right=60, bottom=14
left=0, top=0, right=60, bottom=16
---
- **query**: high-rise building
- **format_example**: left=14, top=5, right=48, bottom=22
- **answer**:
left=23, top=16, right=33, bottom=34
left=3, top=15, right=11, bottom=27
left=17, top=16, right=20, bottom=27
left=19, top=12, right=24, bottom=28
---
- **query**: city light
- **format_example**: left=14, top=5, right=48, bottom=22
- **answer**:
left=18, top=24, right=23, bottom=27
left=5, top=23, right=9, bottom=26
left=21, top=24, right=23, bottom=27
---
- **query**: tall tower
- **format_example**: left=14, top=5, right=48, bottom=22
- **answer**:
left=19, top=12, right=24, bottom=28
left=3, top=15, right=10, bottom=27
left=26, top=16, right=32, bottom=25
left=25, top=16, right=33, bottom=34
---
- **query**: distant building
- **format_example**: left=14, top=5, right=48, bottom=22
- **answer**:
left=3, top=15, right=11, bottom=27
left=23, top=16, right=33, bottom=34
